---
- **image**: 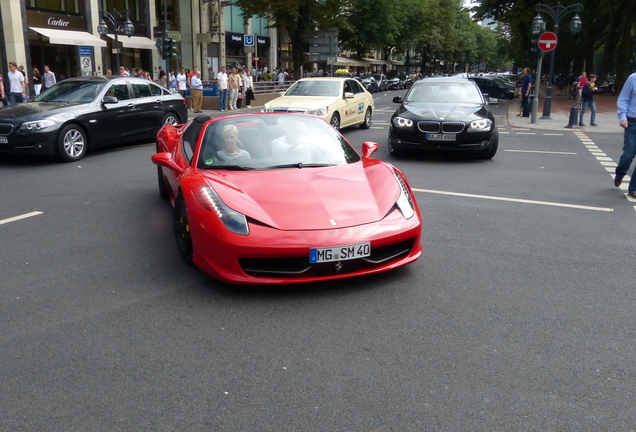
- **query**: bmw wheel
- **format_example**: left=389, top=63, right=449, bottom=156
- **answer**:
left=57, top=124, right=87, bottom=162
left=388, top=135, right=404, bottom=157
left=162, top=112, right=179, bottom=125
left=173, top=194, right=194, bottom=265
left=359, top=107, right=372, bottom=129
left=477, top=128, right=499, bottom=160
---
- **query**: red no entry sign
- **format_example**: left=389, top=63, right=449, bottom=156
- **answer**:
left=538, top=32, right=558, bottom=52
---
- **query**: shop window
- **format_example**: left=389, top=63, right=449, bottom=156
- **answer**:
left=27, top=0, right=82, bottom=15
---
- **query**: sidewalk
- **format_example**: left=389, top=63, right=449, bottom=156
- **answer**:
left=506, top=91, right=622, bottom=134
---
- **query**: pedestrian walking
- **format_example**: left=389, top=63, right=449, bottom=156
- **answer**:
left=244, top=70, right=254, bottom=108
left=168, top=70, right=177, bottom=93
left=177, top=68, right=188, bottom=98
left=190, top=71, right=204, bottom=113
left=31, top=67, right=42, bottom=96
left=576, top=72, right=588, bottom=107
left=228, top=67, right=239, bottom=110
left=42, top=65, right=56, bottom=91
left=579, top=74, right=598, bottom=127
left=521, top=67, right=533, bottom=117
left=217, top=66, right=228, bottom=111
left=615, top=71, right=636, bottom=199
left=7, top=62, right=26, bottom=105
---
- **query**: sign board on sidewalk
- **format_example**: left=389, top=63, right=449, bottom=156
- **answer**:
left=538, top=32, right=558, bottom=52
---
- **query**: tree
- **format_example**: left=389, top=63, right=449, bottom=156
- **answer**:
left=232, top=0, right=341, bottom=79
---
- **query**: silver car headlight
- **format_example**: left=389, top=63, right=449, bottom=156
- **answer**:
left=392, top=117, right=413, bottom=128
left=468, top=119, right=492, bottom=131
left=308, top=106, right=329, bottom=116
left=261, top=105, right=270, bottom=113
left=19, top=120, right=56, bottom=131
left=200, top=186, right=249, bottom=235
left=394, top=172, right=415, bottom=219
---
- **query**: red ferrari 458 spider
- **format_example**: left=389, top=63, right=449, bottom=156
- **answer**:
left=152, top=112, right=422, bottom=284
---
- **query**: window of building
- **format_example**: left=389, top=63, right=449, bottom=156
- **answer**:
left=27, top=0, right=82, bottom=15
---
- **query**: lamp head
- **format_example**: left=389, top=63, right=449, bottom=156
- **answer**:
left=569, top=14, right=582, bottom=34
left=97, top=17, right=108, bottom=36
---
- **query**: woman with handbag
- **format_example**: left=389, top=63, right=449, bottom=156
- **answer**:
left=244, top=70, right=254, bottom=108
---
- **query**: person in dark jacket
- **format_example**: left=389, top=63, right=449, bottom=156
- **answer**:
left=521, top=67, right=533, bottom=117
left=579, top=74, right=598, bottom=127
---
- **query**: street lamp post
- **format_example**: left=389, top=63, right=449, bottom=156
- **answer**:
left=532, top=2, right=583, bottom=119
left=97, top=9, right=135, bottom=75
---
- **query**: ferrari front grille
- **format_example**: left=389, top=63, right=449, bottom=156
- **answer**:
left=239, top=240, right=415, bottom=279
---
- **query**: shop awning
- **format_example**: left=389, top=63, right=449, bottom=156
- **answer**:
left=30, top=27, right=106, bottom=47
left=363, top=58, right=391, bottom=65
left=391, top=60, right=405, bottom=66
left=333, top=56, right=369, bottom=67
left=108, top=35, right=157, bottom=50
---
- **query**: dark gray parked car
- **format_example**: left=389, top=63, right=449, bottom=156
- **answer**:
left=0, top=76, right=188, bottom=161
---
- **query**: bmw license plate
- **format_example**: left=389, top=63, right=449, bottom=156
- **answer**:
left=426, top=133, right=456, bottom=141
left=309, top=242, right=371, bottom=263
left=0, top=137, right=7, bottom=144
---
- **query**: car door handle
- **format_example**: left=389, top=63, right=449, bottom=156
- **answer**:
left=127, top=103, right=134, bottom=108
left=155, top=99, right=162, bottom=104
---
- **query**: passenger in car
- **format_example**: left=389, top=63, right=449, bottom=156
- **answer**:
left=217, top=124, right=250, bottom=161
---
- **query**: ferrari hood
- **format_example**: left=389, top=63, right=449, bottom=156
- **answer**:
left=400, top=103, right=483, bottom=121
left=202, top=163, right=401, bottom=230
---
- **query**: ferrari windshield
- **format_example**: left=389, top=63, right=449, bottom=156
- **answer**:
left=197, top=114, right=360, bottom=170
left=284, top=80, right=341, bottom=97
left=406, top=82, right=483, bottom=104
left=33, top=80, right=108, bottom=103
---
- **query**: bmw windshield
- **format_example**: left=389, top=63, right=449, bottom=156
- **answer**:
left=33, top=81, right=108, bottom=103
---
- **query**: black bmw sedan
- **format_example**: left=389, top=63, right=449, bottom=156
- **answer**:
left=0, top=76, right=187, bottom=162
left=388, top=77, right=499, bottom=159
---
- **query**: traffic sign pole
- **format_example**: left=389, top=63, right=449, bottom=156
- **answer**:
left=537, top=32, right=558, bottom=119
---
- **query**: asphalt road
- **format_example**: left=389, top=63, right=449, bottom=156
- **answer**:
left=2, top=92, right=636, bottom=431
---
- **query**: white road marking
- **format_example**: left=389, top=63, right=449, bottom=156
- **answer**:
left=505, top=149, right=577, bottom=155
left=370, top=126, right=385, bottom=130
left=517, top=132, right=537, bottom=135
left=412, top=188, right=613, bottom=212
left=0, top=211, right=43, bottom=225
left=544, top=133, right=564, bottom=136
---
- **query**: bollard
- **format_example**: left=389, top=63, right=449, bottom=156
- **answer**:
left=565, top=105, right=580, bottom=128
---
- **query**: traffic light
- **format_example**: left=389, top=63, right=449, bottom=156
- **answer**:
left=162, top=37, right=172, bottom=60
left=170, top=39, right=178, bottom=58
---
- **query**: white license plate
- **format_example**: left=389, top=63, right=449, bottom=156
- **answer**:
left=309, top=242, right=371, bottom=263
left=0, top=136, right=7, bottom=144
left=426, top=133, right=456, bottom=141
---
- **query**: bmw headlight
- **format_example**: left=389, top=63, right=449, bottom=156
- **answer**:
left=19, top=120, right=56, bottom=131
left=309, top=106, right=329, bottom=116
left=468, top=119, right=492, bottom=131
left=392, top=117, right=413, bottom=128
left=199, top=186, right=249, bottom=235
left=394, top=172, right=415, bottom=219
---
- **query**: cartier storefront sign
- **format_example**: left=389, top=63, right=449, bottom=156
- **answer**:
left=27, top=10, right=87, bottom=31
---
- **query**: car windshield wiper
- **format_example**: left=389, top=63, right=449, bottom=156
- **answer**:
left=211, top=165, right=255, bottom=170
left=263, top=162, right=338, bottom=169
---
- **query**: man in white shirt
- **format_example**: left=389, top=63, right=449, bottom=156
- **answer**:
left=217, top=66, right=228, bottom=111
left=176, top=68, right=188, bottom=98
left=190, top=71, right=204, bottom=113
left=7, top=62, right=26, bottom=105
left=42, top=65, right=56, bottom=91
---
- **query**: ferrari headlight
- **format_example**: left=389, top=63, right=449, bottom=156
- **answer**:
left=309, top=106, right=329, bottom=116
left=394, top=172, right=415, bottom=219
left=392, top=117, right=413, bottom=128
left=19, top=120, right=56, bottom=131
left=468, top=119, right=492, bottom=131
left=200, top=186, right=249, bottom=235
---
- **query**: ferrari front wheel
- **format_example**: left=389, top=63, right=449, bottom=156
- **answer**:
left=173, top=194, right=193, bottom=265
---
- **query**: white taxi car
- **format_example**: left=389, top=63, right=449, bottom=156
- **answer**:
left=261, top=77, right=375, bottom=130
